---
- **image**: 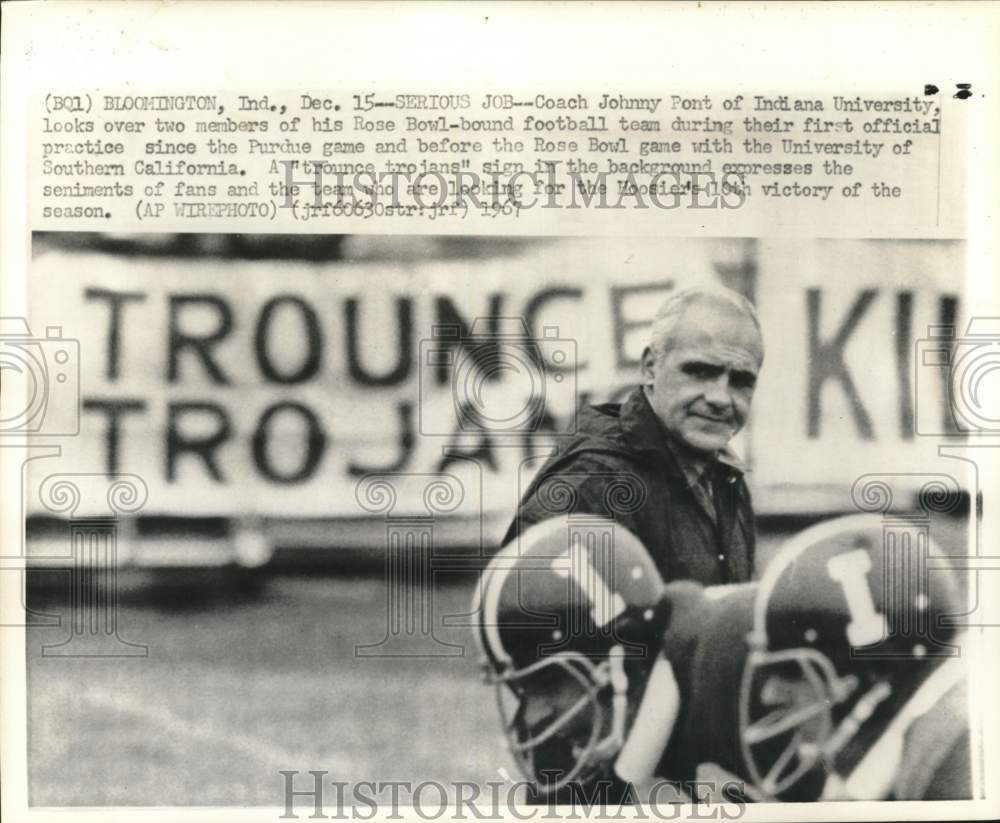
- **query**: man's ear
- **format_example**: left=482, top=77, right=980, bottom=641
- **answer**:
left=640, top=346, right=657, bottom=389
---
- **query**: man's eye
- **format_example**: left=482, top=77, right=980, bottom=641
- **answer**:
left=684, top=364, right=717, bottom=379
left=732, top=372, right=757, bottom=390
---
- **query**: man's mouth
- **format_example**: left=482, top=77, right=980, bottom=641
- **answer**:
left=691, top=413, right=733, bottom=426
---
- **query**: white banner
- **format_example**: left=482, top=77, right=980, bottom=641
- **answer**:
left=25, top=236, right=964, bottom=523
left=26, top=237, right=743, bottom=522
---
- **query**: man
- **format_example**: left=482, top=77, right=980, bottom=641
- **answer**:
left=503, top=284, right=765, bottom=585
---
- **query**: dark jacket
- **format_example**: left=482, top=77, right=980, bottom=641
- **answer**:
left=503, top=387, right=756, bottom=585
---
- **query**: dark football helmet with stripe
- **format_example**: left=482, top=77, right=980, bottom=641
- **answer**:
left=739, top=513, right=967, bottom=799
left=473, top=515, right=669, bottom=797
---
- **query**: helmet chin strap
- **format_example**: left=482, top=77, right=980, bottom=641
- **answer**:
left=753, top=677, right=888, bottom=800
left=817, top=679, right=893, bottom=763
left=589, top=645, right=629, bottom=761
left=608, top=646, right=630, bottom=751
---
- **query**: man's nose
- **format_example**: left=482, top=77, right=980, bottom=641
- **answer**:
left=703, top=375, right=732, bottom=409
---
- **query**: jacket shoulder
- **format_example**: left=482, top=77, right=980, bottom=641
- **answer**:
left=502, top=404, right=647, bottom=546
left=555, top=402, right=636, bottom=461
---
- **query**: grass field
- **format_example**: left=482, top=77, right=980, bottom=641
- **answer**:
left=28, top=571, right=507, bottom=807
left=25, top=516, right=968, bottom=807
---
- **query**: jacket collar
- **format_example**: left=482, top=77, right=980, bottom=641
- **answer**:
left=717, top=447, right=749, bottom=474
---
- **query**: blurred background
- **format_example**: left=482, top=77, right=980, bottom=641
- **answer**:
left=21, top=232, right=971, bottom=805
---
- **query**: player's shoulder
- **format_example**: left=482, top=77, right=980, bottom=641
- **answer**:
left=660, top=581, right=755, bottom=682
left=893, top=676, right=972, bottom=800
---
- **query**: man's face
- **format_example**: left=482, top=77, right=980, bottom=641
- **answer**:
left=641, top=303, right=763, bottom=455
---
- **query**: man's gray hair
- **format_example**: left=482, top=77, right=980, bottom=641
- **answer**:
left=649, top=284, right=762, bottom=356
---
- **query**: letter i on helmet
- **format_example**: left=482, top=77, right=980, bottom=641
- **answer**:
left=472, top=515, right=670, bottom=796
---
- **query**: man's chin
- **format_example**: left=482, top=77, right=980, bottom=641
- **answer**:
left=679, top=428, right=731, bottom=454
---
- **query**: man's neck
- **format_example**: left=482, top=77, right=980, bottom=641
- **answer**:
left=662, top=430, right=717, bottom=484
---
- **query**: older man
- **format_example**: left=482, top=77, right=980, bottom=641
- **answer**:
left=503, top=284, right=764, bottom=585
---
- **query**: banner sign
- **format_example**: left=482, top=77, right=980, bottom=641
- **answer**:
left=751, top=239, right=964, bottom=511
left=24, top=237, right=962, bottom=525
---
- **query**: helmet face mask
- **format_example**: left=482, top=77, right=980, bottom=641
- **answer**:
left=474, top=516, right=667, bottom=797
left=737, top=513, right=964, bottom=801
left=740, top=646, right=862, bottom=797
left=493, top=651, right=625, bottom=794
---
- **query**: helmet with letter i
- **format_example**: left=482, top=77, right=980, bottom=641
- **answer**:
left=472, top=515, right=670, bottom=797
left=738, top=512, right=966, bottom=800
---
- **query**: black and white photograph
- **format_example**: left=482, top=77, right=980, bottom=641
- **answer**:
left=16, top=231, right=981, bottom=807
left=1, top=3, right=997, bottom=822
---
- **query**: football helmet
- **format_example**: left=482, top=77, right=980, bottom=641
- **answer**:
left=739, top=513, right=965, bottom=800
left=473, top=515, right=670, bottom=796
